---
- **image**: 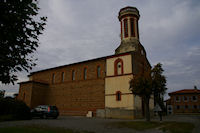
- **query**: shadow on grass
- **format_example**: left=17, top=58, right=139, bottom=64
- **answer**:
left=110, top=121, right=194, bottom=133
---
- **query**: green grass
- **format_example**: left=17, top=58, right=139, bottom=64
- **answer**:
left=0, top=126, right=95, bottom=133
left=161, top=122, right=195, bottom=133
left=111, top=121, right=195, bottom=133
left=112, top=121, right=159, bottom=130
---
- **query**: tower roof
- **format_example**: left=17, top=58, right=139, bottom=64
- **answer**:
left=118, top=6, right=140, bottom=21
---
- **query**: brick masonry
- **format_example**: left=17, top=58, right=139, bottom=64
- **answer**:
left=169, top=93, right=200, bottom=114
left=18, top=58, right=106, bottom=116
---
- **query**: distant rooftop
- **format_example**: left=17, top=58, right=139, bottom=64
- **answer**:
left=169, top=89, right=200, bottom=95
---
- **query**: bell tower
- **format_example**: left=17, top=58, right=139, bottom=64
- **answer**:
left=115, top=6, right=143, bottom=54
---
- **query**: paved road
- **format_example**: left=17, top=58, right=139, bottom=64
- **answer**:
left=0, top=115, right=199, bottom=133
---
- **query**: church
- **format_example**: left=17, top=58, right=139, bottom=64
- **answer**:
left=18, top=6, right=154, bottom=119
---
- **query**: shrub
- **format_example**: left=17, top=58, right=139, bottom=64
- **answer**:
left=13, top=100, right=31, bottom=120
left=0, top=97, right=31, bottom=121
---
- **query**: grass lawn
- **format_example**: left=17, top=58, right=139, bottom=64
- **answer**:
left=111, top=121, right=195, bottom=133
left=0, top=126, right=95, bottom=133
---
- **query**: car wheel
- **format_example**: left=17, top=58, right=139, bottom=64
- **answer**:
left=43, top=114, right=47, bottom=119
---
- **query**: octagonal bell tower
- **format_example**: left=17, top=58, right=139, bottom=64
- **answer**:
left=115, top=6, right=143, bottom=54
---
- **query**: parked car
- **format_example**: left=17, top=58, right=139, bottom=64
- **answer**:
left=31, top=105, right=59, bottom=119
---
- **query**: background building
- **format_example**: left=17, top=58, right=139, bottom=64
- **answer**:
left=166, top=89, right=200, bottom=114
left=18, top=6, right=153, bottom=119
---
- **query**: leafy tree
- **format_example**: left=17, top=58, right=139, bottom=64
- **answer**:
left=194, top=85, right=198, bottom=90
left=0, top=0, right=47, bottom=84
left=129, top=63, right=167, bottom=121
left=129, top=70, right=152, bottom=121
left=151, top=63, right=167, bottom=109
left=0, top=96, right=31, bottom=120
left=0, top=90, right=5, bottom=99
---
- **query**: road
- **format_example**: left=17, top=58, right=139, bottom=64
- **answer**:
left=0, top=115, right=199, bottom=133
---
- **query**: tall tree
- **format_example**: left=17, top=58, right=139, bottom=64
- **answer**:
left=0, top=90, right=5, bottom=99
left=0, top=0, right=47, bottom=84
left=129, top=70, right=152, bottom=121
left=151, top=63, right=167, bottom=109
left=194, top=85, right=198, bottom=90
left=129, top=63, right=167, bottom=121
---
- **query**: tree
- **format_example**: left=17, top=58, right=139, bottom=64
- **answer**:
left=151, top=63, right=167, bottom=109
left=0, top=0, right=47, bottom=84
left=129, top=70, right=152, bottom=121
left=129, top=63, right=167, bottom=121
left=194, top=85, right=198, bottom=90
left=0, top=90, right=5, bottom=99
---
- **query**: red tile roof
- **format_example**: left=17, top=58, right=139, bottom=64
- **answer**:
left=169, top=89, right=200, bottom=95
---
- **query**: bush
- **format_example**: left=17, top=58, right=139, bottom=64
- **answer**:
left=0, top=114, right=13, bottom=122
left=13, top=100, right=31, bottom=120
left=0, top=97, right=31, bottom=121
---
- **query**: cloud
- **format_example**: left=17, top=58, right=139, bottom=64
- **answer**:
left=2, top=0, right=200, bottom=100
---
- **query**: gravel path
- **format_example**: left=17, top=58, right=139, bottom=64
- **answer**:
left=0, top=115, right=199, bottom=133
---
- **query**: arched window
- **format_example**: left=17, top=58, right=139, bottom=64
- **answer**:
left=61, top=72, right=65, bottom=82
left=117, top=62, right=122, bottom=75
left=116, top=91, right=121, bottom=101
left=130, top=18, right=135, bottom=37
left=114, top=58, right=124, bottom=75
left=52, top=73, right=55, bottom=84
left=97, top=66, right=101, bottom=78
left=84, top=68, right=87, bottom=80
left=72, top=70, right=75, bottom=81
left=123, top=19, right=128, bottom=37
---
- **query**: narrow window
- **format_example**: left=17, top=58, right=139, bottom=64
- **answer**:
left=117, top=62, right=122, bottom=75
left=61, top=72, right=65, bottom=82
left=175, top=96, right=180, bottom=102
left=136, top=19, right=139, bottom=38
left=52, top=73, right=55, bottom=84
left=84, top=68, right=87, bottom=80
left=185, top=105, right=188, bottom=109
left=114, top=58, right=123, bottom=75
left=97, top=66, right=101, bottom=78
left=116, top=91, right=121, bottom=101
left=130, top=18, right=135, bottom=37
left=193, top=105, right=197, bottom=109
left=72, top=70, right=75, bottom=81
left=192, top=96, right=197, bottom=101
left=176, top=105, right=180, bottom=110
left=184, top=96, right=188, bottom=102
left=123, top=19, right=128, bottom=37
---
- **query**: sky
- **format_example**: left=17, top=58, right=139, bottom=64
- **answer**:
left=1, top=0, right=200, bottom=99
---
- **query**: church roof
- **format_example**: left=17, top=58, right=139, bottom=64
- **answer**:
left=18, top=80, right=49, bottom=85
left=28, top=52, right=134, bottom=76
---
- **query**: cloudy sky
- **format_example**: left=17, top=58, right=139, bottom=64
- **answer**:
left=1, top=0, right=200, bottom=99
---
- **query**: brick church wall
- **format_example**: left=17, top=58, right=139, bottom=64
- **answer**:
left=19, top=58, right=106, bottom=116
left=31, top=82, right=49, bottom=108
left=18, top=82, right=33, bottom=107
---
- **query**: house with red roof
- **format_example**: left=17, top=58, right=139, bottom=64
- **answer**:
left=166, top=88, right=200, bottom=114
